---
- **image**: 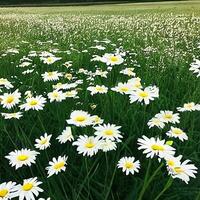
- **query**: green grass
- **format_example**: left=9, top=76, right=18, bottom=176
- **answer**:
left=0, top=2, right=200, bottom=200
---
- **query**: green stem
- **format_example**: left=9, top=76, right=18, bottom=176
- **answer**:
left=138, top=162, right=164, bottom=200
left=154, top=177, right=173, bottom=200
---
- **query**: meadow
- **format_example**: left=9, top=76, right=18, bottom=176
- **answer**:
left=0, top=1, right=200, bottom=200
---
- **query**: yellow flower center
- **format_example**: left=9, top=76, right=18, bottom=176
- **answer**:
left=110, top=56, right=118, bottom=62
left=53, top=161, right=65, bottom=170
left=139, top=91, right=148, bottom=98
left=22, top=183, right=33, bottom=191
left=104, top=129, right=114, bottom=136
left=151, top=144, right=164, bottom=151
left=0, top=189, right=8, bottom=197
left=40, top=138, right=47, bottom=145
left=96, top=87, right=104, bottom=92
left=120, top=87, right=129, bottom=92
left=172, top=128, right=183, bottom=135
left=85, top=141, right=95, bottom=149
left=164, top=114, right=172, bottom=119
left=17, top=154, right=29, bottom=161
left=47, top=57, right=53, bottom=63
left=6, top=96, right=14, bottom=104
left=167, top=160, right=175, bottom=167
left=29, top=99, right=38, bottom=106
left=174, top=167, right=184, bottom=174
left=184, top=103, right=194, bottom=109
left=75, top=116, right=86, bottom=122
left=53, top=92, right=59, bottom=98
left=125, top=162, right=134, bottom=169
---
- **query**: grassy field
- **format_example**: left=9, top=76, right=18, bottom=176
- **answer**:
left=0, top=1, right=200, bottom=200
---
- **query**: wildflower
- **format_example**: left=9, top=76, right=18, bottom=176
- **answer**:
left=41, top=71, right=63, bottom=82
left=35, top=133, right=52, bottom=150
left=157, top=111, right=180, bottom=124
left=120, top=68, right=135, bottom=76
left=46, top=156, right=68, bottom=177
left=66, top=110, right=92, bottom=127
left=72, top=135, right=100, bottom=157
left=5, top=149, right=39, bottom=169
left=177, top=102, right=200, bottom=112
left=94, top=123, right=122, bottom=141
left=87, top=85, right=108, bottom=95
left=101, top=53, right=124, bottom=66
left=147, top=117, right=165, bottom=129
left=117, top=157, right=140, bottom=175
left=41, top=56, right=61, bottom=65
left=1, top=112, right=23, bottom=120
left=56, top=127, right=74, bottom=143
left=15, top=177, right=43, bottom=200
left=0, top=181, right=18, bottom=199
left=0, top=78, right=13, bottom=89
left=137, top=135, right=175, bottom=159
left=166, top=127, right=188, bottom=141
left=20, top=95, right=46, bottom=111
left=100, top=139, right=117, bottom=152
left=0, top=89, right=21, bottom=109
left=47, top=90, right=66, bottom=102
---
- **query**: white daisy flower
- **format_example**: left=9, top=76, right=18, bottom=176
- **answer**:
left=41, top=71, right=63, bottom=82
left=0, top=78, right=13, bottom=89
left=20, top=95, right=46, bottom=111
left=5, top=148, right=39, bottom=169
left=91, top=115, right=104, bottom=125
left=99, top=139, right=117, bottom=152
left=1, top=112, right=23, bottom=120
left=47, top=90, right=66, bottom=102
left=137, top=135, right=175, bottom=159
left=0, top=181, right=18, bottom=200
left=127, top=77, right=142, bottom=90
left=177, top=102, right=200, bottom=112
left=56, top=127, right=74, bottom=144
left=168, top=159, right=197, bottom=184
left=117, top=157, right=140, bottom=175
left=34, top=133, right=52, bottom=150
left=157, top=111, right=180, bottom=124
left=41, top=56, right=61, bottom=65
left=94, top=123, right=122, bottom=141
left=111, top=82, right=133, bottom=94
left=164, top=155, right=182, bottom=169
left=166, top=127, right=188, bottom=141
left=0, top=89, right=21, bottom=109
left=72, top=135, right=100, bottom=157
left=129, top=86, right=159, bottom=105
left=87, top=85, right=108, bottom=95
left=101, top=53, right=124, bottom=66
left=147, top=117, right=165, bottom=129
left=15, top=177, right=43, bottom=200
left=120, top=68, right=135, bottom=77
left=65, top=90, right=78, bottom=98
left=66, top=110, right=93, bottom=127
left=46, top=155, right=68, bottom=177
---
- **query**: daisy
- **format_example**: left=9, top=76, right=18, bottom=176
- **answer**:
left=164, top=155, right=182, bottom=169
left=177, top=102, right=200, bottom=112
left=0, top=181, right=18, bottom=199
left=66, top=110, right=93, bottom=127
left=129, top=86, right=159, bottom=105
left=46, top=155, right=68, bottom=177
left=111, top=82, right=133, bottom=94
left=101, top=53, right=124, bottom=66
left=137, top=135, right=175, bottom=159
left=47, top=90, right=66, bottom=102
left=117, top=157, right=140, bottom=175
left=5, top=148, right=39, bottom=169
left=41, top=56, right=61, bottom=65
left=20, top=95, right=46, bottom=111
left=34, top=133, right=52, bottom=150
left=0, top=89, right=21, bottom=109
left=0, top=78, right=13, bottom=89
left=65, top=90, right=78, bottom=98
left=15, top=177, right=43, bottom=200
left=168, top=159, right=197, bottom=184
left=127, top=77, right=142, bottom=90
left=41, top=71, right=63, bottom=82
left=189, top=59, right=200, bottom=77
left=120, top=68, right=135, bottom=77
left=56, top=127, right=74, bottom=143
left=166, top=127, right=188, bottom=141
left=87, top=85, right=108, bottom=95
left=147, top=117, right=165, bottom=129
left=1, top=112, right=23, bottom=120
left=72, top=135, right=100, bottom=157
left=157, top=111, right=180, bottom=124
left=91, top=115, right=104, bottom=125
left=94, top=123, right=122, bottom=141
left=100, top=139, right=117, bottom=152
